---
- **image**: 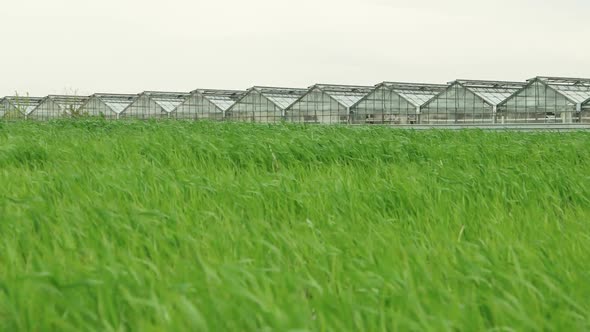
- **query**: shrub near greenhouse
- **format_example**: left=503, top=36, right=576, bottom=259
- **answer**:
left=0, top=120, right=589, bottom=331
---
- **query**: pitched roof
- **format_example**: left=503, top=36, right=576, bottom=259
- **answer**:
left=249, top=86, right=308, bottom=110
left=451, top=80, right=526, bottom=106
left=534, top=76, right=590, bottom=104
left=90, top=93, right=137, bottom=113
left=379, top=82, right=447, bottom=107
left=140, top=91, right=190, bottom=112
left=34, top=95, right=89, bottom=114
left=190, top=89, right=245, bottom=111
left=2, top=96, right=44, bottom=115
left=311, top=84, right=374, bottom=108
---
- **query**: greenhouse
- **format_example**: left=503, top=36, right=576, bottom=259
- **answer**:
left=419, top=80, right=525, bottom=124
left=351, top=82, right=447, bottom=124
left=28, top=95, right=90, bottom=121
left=286, top=84, right=373, bottom=124
left=78, top=93, right=137, bottom=120
left=0, top=96, right=43, bottom=120
left=225, top=86, right=307, bottom=123
left=173, top=89, right=244, bottom=120
left=121, top=91, right=189, bottom=119
left=4, top=75, right=590, bottom=127
left=498, top=77, right=590, bottom=124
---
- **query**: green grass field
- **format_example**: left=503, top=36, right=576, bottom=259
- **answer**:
left=1, top=120, right=589, bottom=331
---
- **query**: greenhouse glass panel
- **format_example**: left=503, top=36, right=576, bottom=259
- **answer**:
left=582, top=97, right=590, bottom=123
left=174, top=89, right=244, bottom=121
left=78, top=94, right=136, bottom=120
left=287, top=84, right=372, bottom=125
left=351, top=82, right=446, bottom=124
left=420, top=80, right=524, bottom=125
left=0, top=96, right=43, bottom=120
left=121, top=91, right=189, bottom=120
left=226, top=87, right=307, bottom=123
left=28, top=95, right=89, bottom=121
left=498, top=77, right=590, bottom=124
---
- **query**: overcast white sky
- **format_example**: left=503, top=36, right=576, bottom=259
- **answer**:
left=2, top=0, right=589, bottom=96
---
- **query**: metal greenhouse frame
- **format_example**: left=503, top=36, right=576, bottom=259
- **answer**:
left=28, top=95, right=90, bottom=121
left=78, top=93, right=137, bottom=120
left=498, top=77, right=590, bottom=124
left=225, top=86, right=307, bottom=123
left=120, top=91, right=189, bottom=120
left=173, top=89, right=244, bottom=121
left=0, top=96, right=43, bottom=120
left=286, top=84, right=373, bottom=124
left=419, top=80, right=525, bottom=124
left=351, top=82, right=447, bottom=124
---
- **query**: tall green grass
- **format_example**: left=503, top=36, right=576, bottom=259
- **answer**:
left=0, top=120, right=589, bottom=331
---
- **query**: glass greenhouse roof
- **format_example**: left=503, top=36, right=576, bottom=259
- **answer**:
left=314, top=84, right=373, bottom=108
left=192, top=89, right=245, bottom=111
left=144, top=91, right=190, bottom=113
left=254, top=86, right=308, bottom=110
left=94, top=93, right=137, bottom=114
left=3, top=96, right=43, bottom=114
left=382, top=82, right=447, bottom=107
left=535, top=77, right=590, bottom=104
left=454, top=80, right=525, bottom=106
left=550, top=85, right=590, bottom=104
left=533, top=77, right=590, bottom=85
left=43, top=95, right=89, bottom=113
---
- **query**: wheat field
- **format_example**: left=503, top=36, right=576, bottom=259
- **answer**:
left=0, top=120, right=589, bottom=331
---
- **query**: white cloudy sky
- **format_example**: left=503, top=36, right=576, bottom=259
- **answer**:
left=2, top=0, right=589, bottom=96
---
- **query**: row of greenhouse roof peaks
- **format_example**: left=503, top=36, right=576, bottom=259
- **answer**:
left=2, top=76, right=590, bottom=119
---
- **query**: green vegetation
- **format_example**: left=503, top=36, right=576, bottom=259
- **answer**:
left=0, top=120, right=589, bottom=331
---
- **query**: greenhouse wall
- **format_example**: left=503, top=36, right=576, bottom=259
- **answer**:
left=420, top=84, right=494, bottom=124
left=287, top=88, right=349, bottom=124
left=28, top=96, right=88, bottom=121
left=173, top=94, right=226, bottom=121
left=28, top=99, right=67, bottom=121
left=0, top=99, right=8, bottom=118
left=498, top=80, right=576, bottom=124
left=6, top=108, right=28, bottom=120
left=0, top=99, right=12, bottom=119
left=1, top=97, right=42, bottom=120
left=580, top=99, right=590, bottom=123
left=0, top=98, right=26, bottom=120
left=79, top=97, right=119, bottom=120
left=351, top=85, right=417, bottom=124
left=121, top=94, right=170, bottom=120
left=81, top=94, right=136, bottom=120
left=226, top=91, right=284, bottom=123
